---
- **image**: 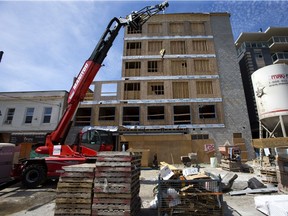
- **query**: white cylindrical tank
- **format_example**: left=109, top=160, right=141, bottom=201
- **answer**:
left=251, top=64, right=288, bottom=135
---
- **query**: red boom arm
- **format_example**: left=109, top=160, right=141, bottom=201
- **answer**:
left=42, top=2, right=169, bottom=155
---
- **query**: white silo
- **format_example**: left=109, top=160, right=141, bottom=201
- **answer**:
left=251, top=64, right=288, bottom=137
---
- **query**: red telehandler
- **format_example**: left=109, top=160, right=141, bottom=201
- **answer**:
left=11, top=1, right=169, bottom=188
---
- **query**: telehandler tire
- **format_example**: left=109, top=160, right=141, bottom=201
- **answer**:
left=22, top=164, right=47, bottom=188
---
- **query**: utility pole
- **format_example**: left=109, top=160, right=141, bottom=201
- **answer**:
left=0, top=51, right=3, bottom=62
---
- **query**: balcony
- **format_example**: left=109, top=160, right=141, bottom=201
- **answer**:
left=268, top=36, right=288, bottom=51
left=271, top=52, right=288, bottom=64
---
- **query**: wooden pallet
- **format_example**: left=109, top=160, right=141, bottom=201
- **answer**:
left=260, top=168, right=277, bottom=184
left=54, top=163, right=96, bottom=216
left=92, top=152, right=141, bottom=216
left=220, top=159, right=242, bottom=172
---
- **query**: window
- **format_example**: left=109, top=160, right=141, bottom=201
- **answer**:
left=171, top=60, right=187, bottom=75
left=148, top=61, right=162, bottom=73
left=191, top=134, right=209, bottom=140
left=148, top=82, right=164, bottom=95
left=126, top=42, right=141, bottom=56
left=170, top=41, right=186, bottom=54
left=196, top=81, right=213, bottom=95
left=192, top=40, right=208, bottom=52
left=191, top=22, right=206, bottom=35
left=199, top=105, right=216, bottom=119
left=124, top=83, right=140, bottom=91
left=194, top=59, right=210, bottom=74
left=173, top=82, right=189, bottom=98
left=148, top=41, right=162, bottom=54
left=147, top=106, right=165, bottom=120
left=101, top=83, right=117, bottom=97
left=127, top=26, right=142, bottom=34
left=25, top=107, right=34, bottom=124
left=125, top=62, right=141, bottom=76
left=122, top=107, right=140, bottom=125
left=148, top=24, right=162, bottom=34
left=169, top=23, right=184, bottom=34
left=43, top=107, right=52, bottom=123
left=173, top=105, right=191, bottom=125
left=99, top=107, right=115, bottom=121
left=4, top=108, right=15, bottom=124
left=124, top=83, right=140, bottom=100
left=75, top=108, right=91, bottom=126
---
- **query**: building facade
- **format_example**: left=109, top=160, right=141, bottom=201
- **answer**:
left=80, top=13, right=253, bottom=163
left=235, top=27, right=288, bottom=138
left=0, top=91, right=68, bottom=143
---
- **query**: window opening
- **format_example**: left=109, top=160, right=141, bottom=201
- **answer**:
left=199, top=105, right=216, bottom=119
left=147, top=106, right=165, bottom=120
left=99, top=107, right=116, bottom=121
left=173, top=105, right=191, bottom=124
left=196, top=81, right=213, bottom=94
left=4, top=108, right=15, bottom=124
left=122, top=107, right=140, bottom=125
left=126, top=42, right=141, bottom=56
left=43, top=107, right=52, bottom=123
left=25, top=107, right=34, bottom=124
left=148, top=82, right=164, bottom=95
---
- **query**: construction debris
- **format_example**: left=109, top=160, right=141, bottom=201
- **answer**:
left=221, top=172, right=238, bottom=191
left=156, top=162, right=223, bottom=215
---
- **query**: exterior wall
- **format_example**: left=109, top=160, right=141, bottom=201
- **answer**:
left=90, top=13, right=253, bottom=162
left=209, top=14, right=253, bottom=157
left=0, top=91, right=68, bottom=135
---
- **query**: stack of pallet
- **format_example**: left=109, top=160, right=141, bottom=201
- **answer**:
left=260, top=167, right=277, bottom=184
left=92, top=151, right=142, bottom=216
left=54, top=163, right=96, bottom=216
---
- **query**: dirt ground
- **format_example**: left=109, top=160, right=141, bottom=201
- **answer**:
left=0, top=164, right=279, bottom=216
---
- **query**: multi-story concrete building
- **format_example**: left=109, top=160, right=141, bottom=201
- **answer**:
left=235, top=27, right=288, bottom=138
left=81, top=13, right=253, bottom=163
left=0, top=91, right=68, bottom=144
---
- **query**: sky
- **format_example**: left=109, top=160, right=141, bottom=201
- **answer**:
left=0, top=0, right=288, bottom=92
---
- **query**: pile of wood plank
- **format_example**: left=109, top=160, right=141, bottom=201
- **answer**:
left=92, top=151, right=142, bottom=216
left=54, top=163, right=96, bottom=216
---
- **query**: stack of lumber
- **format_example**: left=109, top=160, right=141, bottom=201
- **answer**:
left=92, top=151, right=142, bottom=216
left=54, top=163, right=96, bottom=216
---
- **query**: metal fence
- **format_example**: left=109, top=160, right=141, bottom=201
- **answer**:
left=157, top=174, right=223, bottom=216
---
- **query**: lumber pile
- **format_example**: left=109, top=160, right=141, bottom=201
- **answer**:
left=157, top=163, right=223, bottom=216
left=92, top=151, right=142, bottom=216
left=54, top=163, right=96, bottom=216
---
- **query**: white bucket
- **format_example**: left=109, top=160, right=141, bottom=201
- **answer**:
left=210, top=157, right=217, bottom=168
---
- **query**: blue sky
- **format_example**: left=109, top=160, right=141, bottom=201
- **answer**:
left=0, top=0, right=288, bottom=92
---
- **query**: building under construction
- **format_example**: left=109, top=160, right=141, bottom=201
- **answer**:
left=75, top=13, right=253, bottom=164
